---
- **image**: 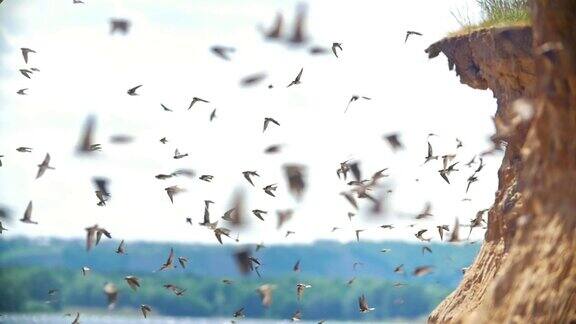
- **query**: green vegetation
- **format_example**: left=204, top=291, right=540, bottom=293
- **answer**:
left=0, top=238, right=480, bottom=320
left=452, top=0, right=530, bottom=35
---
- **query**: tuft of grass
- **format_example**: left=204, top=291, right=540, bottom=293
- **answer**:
left=450, top=0, right=531, bottom=36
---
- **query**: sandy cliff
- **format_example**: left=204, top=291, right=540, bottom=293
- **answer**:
left=425, top=1, right=576, bottom=322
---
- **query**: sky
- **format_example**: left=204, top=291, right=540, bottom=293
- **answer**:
left=0, top=0, right=501, bottom=245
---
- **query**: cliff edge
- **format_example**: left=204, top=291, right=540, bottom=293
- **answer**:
left=425, top=1, right=576, bottom=322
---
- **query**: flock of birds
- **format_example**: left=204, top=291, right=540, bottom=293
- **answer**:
left=0, top=2, right=497, bottom=323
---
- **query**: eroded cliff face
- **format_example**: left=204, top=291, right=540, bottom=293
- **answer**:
left=425, top=2, right=576, bottom=322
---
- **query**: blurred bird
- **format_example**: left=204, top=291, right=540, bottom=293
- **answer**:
left=437, top=225, right=449, bottom=241
left=355, top=229, right=364, bottom=242
left=296, top=283, right=311, bottom=301
left=394, top=264, right=404, bottom=274
left=178, top=256, right=188, bottom=268
left=384, top=133, right=403, bottom=150
left=140, top=304, right=152, bottom=318
left=214, top=227, right=232, bottom=244
left=284, top=164, right=306, bottom=200
left=277, top=209, right=293, bottom=229
left=340, top=191, right=358, bottom=210
left=422, top=246, right=432, bottom=254
left=289, top=4, right=307, bottom=44
left=264, top=144, right=283, bottom=154
left=261, top=12, right=283, bottom=39
left=242, top=171, right=259, bottom=186
left=256, top=284, right=274, bottom=307
left=165, top=185, right=185, bottom=204
left=127, top=85, right=142, bottom=96
left=71, top=312, right=81, bottom=324
left=20, top=69, right=33, bottom=79
left=188, top=97, right=209, bottom=110
left=160, top=137, right=168, bottom=144
left=17, top=88, right=28, bottom=95
left=456, top=138, right=463, bottom=148
left=415, top=229, right=431, bottom=242
left=200, top=174, right=214, bottom=182
left=77, top=115, right=98, bottom=153
left=413, top=266, right=433, bottom=276
left=103, top=282, right=118, bottom=310
left=240, top=73, right=267, bottom=87
left=337, top=161, right=350, bottom=180
left=0, top=221, right=7, bottom=234
left=110, top=19, right=131, bottom=34
left=358, top=294, right=375, bottom=312
left=291, top=309, right=302, bottom=321
left=21, top=48, right=36, bottom=64
left=345, top=95, right=371, bottom=113
left=210, top=109, right=217, bottom=121
left=263, top=184, right=277, bottom=197
left=85, top=224, right=111, bottom=251
left=16, top=147, right=32, bottom=152
left=36, top=153, right=55, bottom=179
left=263, top=117, right=280, bottom=132
left=285, top=230, right=296, bottom=238
left=158, top=248, right=175, bottom=271
left=332, top=42, right=343, bottom=57
left=81, top=266, right=91, bottom=276
left=416, top=202, right=433, bottom=219
left=160, top=104, right=172, bottom=112
left=287, top=68, right=303, bottom=87
left=469, top=209, right=488, bottom=238
left=347, top=277, right=356, bottom=287
left=115, top=240, right=126, bottom=254
left=466, top=174, right=478, bottom=193
left=124, top=276, right=140, bottom=291
left=448, top=218, right=460, bottom=242
left=233, top=307, right=245, bottom=318
left=405, top=30, right=423, bottom=43
left=293, top=259, right=301, bottom=272
left=173, top=149, right=188, bottom=159
left=210, top=46, right=235, bottom=60
left=20, top=201, right=37, bottom=224
left=252, top=209, right=267, bottom=221
left=424, top=142, right=438, bottom=164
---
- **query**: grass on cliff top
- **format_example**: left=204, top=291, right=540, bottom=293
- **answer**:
left=451, top=0, right=531, bottom=36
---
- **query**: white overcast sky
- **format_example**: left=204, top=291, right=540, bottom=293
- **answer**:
left=0, top=0, right=500, bottom=245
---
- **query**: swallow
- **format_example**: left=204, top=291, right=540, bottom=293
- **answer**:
left=355, top=229, right=364, bottom=242
left=287, top=68, right=303, bottom=87
left=416, top=202, right=433, bottom=219
left=35, top=153, right=55, bottom=179
left=21, top=48, right=36, bottom=64
left=161, top=104, right=172, bottom=112
left=95, top=190, right=110, bottom=206
left=188, top=97, right=209, bottom=110
left=345, top=95, right=371, bottom=113
left=293, top=259, right=301, bottom=272
left=115, top=240, right=126, bottom=254
left=384, top=133, right=403, bottom=150
left=20, top=201, right=37, bottom=224
left=413, top=266, right=433, bottom=276
left=469, top=209, right=488, bottom=238
left=125, top=275, right=140, bottom=290
left=347, top=277, right=356, bottom=287
left=17, top=88, right=28, bottom=95
left=394, top=264, right=404, bottom=274
left=173, top=149, right=188, bottom=159
left=160, top=137, right=168, bottom=144
left=200, top=200, right=216, bottom=227
left=199, top=174, right=214, bottom=182
left=81, top=266, right=91, bottom=276
left=291, top=309, right=302, bottom=321
left=285, top=230, right=296, bottom=238
left=405, top=30, right=423, bottom=43
left=475, top=157, right=485, bottom=173
left=0, top=221, right=7, bottom=234
left=340, top=191, right=358, bottom=210
left=214, top=227, right=232, bottom=244
left=20, top=69, right=33, bottom=79
left=437, top=225, right=449, bottom=241
left=415, top=229, right=431, bottom=242
left=210, top=46, right=235, bottom=60
left=466, top=175, right=478, bottom=193
left=110, top=19, right=131, bottom=34
left=85, top=224, right=112, bottom=251
left=263, top=184, right=277, bottom=197
left=233, top=307, right=245, bottom=318
left=252, top=209, right=267, bottom=221
left=140, top=304, right=152, bottom=318
left=242, top=171, right=259, bottom=186
left=381, top=224, right=394, bottom=229
left=332, top=42, right=343, bottom=57
left=465, top=156, right=476, bottom=167
left=263, top=117, right=280, bottom=132
left=358, top=294, right=375, bottom=312
left=71, top=312, right=81, bottom=324
left=422, top=246, right=432, bottom=254
left=127, top=85, right=142, bottom=96
left=165, top=185, right=185, bottom=203
left=337, top=161, right=350, bottom=180
left=16, top=147, right=32, bottom=152
left=456, top=138, right=463, bottom=148
left=178, top=256, right=188, bottom=268
left=210, top=108, right=217, bottom=121
left=424, top=142, right=438, bottom=164
left=380, top=248, right=391, bottom=253
left=371, top=168, right=389, bottom=181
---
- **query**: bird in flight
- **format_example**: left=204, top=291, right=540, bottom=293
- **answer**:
left=188, top=97, right=209, bottom=110
left=263, top=117, right=280, bottom=132
left=287, top=68, right=303, bottom=87
left=332, top=42, right=343, bottom=57
left=19, top=69, right=33, bottom=79
left=424, top=142, right=438, bottom=164
left=110, top=19, right=131, bottom=34
left=384, top=133, right=403, bottom=151
left=242, top=171, right=260, bottom=186
left=17, top=88, right=28, bottom=95
left=20, top=201, right=37, bottom=224
left=124, top=275, right=140, bottom=291
left=358, top=294, right=375, bottom=313
left=36, top=153, right=55, bottom=179
left=263, top=184, right=277, bottom=197
left=165, top=185, right=185, bottom=204
left=158, top=248, right=175, bottom=271
left=160, top=104, right=172, bottom=112
left=210, top=46, right=235, bottom=60
left=140, top=305, right=152, bottom=318
left=252, top=209, right=267, bottom=221
left=115, top=240, right=126, bottom=254
left=210, top=108, right=217, bottom=121
left=21, top=48, right=36, bottom=64
left=345, top=95, right=371, bottom=113
left=173, top=149, right=188, bottom=159
left=405, top=30, right=423, bottom=43
left=127, top=85, right=142, bottom=96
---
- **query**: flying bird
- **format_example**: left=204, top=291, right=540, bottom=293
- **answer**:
left=263, top=184, right=277, bottom=197
left=77, top=115, right=98, bottom=153
left=416, top=202, right=433, bottom=219
left=261, top=12, right=283, bottom=39
left=20, top=69, right=33, bottom=79
left=289, top=4, right=307, bottom=44
left=437, top=225, right=449, bottom=241
left=160, top=104, right=172, bottom=112
left=424, top=142, right=438, bottom=164
left=405, top=30, right=423, bottom=43
left=263, top=117, right=280, bottom=132
left=210, top=46, right=235, bottom=60
left=340, top=191, right=358, bottom=210
left=17, top=88, right=28, bottom=95
left=332, top=42, right=342, bottom=57
left=20, top=201, right=37, bottom=224
left=293, top=259, right=301, bottom=272
left=358, top=294, right=375, bottom=313
left=422, top=246, right=432, bottom=254
left=173, top=149, right=189, bottom=159
left=345, top=95, right=371, bottom=113
left=81, top=266, right=91, bottom=276
left=140, top=304, right=152, bottom=318
left=85, top=225, right=112, bottom=251
left=413, top=266, right=433, bottom=277
left=36, top=153, right=55, bottom=179
left=110, top=19, right=131, bottom=34
left=199, top=174, right=214, bottom=182
left=165, top=185, right=185, bottom=203
left=210, top=109, right=217, bottom=121
left=16, top=147, right=32, bottom=152
left=242, top=171, right=260, bottom=186
left=287, top=68, right=303, bottom=87
left=233, top=307, right=245, bottom=318
left=240, top=73, right=267, bottom=87
left=115, top=240, right=126, bottom=254
left=415, top=229, right=431, bottom=242
left=178, top=256, right=188, bottom=268
left=448, top=218, right=460, bottom=242
left=124, top=275, right=140, bottom=291
left=0, top=221, right=7, bottom=234
left=252, top=209, right=267, bottom=221
left=127, top=85, right=142, bottom=96
left=355, top=229, right=364, bottom=242
left=21, top=48, right=36, bottom=64
left=384, top=133, right=403, bottom=150
left=284, top=164, right=306, bottom=200
left=188, top=97, right=209, bottom=110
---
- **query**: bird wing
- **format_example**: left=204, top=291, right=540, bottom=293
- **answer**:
left=427, top=142, right=433, bottom=157
left=24, top=201, right=33, bottom=221
left=295, top=68, right=303, bottom=82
